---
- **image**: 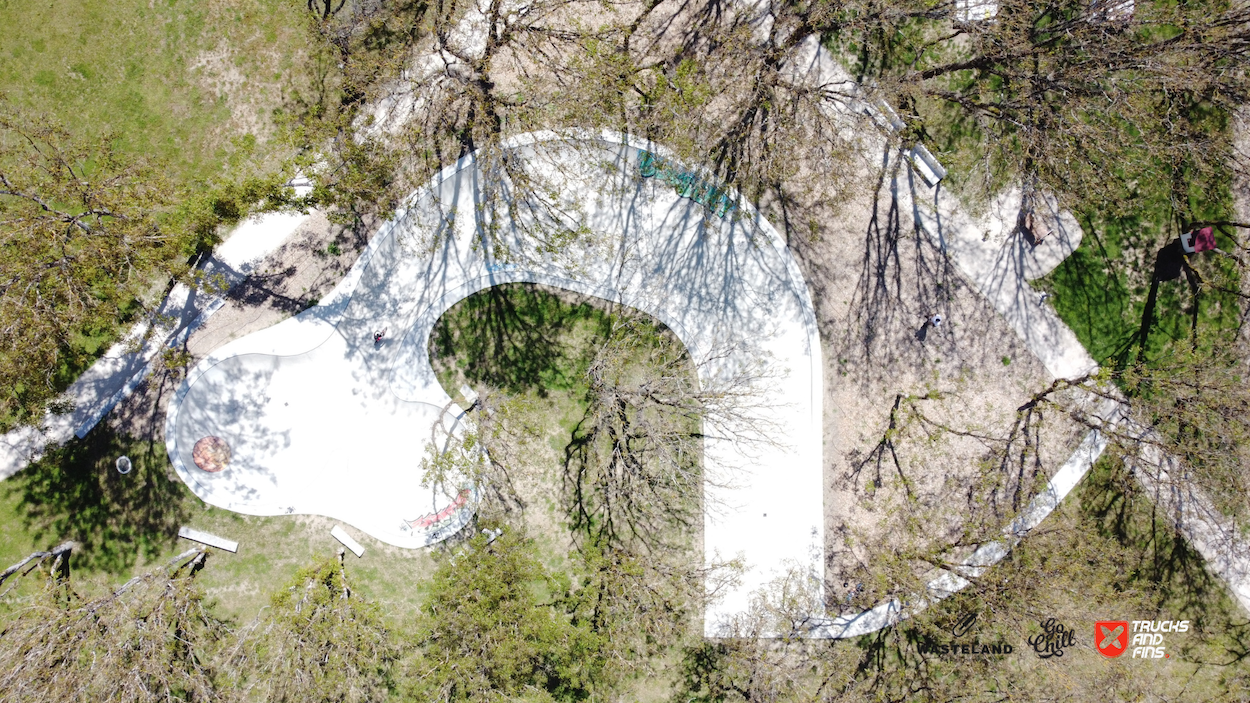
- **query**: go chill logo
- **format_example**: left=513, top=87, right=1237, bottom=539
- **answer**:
left=1096, top=620, right=1189, bottom=659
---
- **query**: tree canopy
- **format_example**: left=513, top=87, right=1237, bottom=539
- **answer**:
left=0, top=104, right=189, bottom=424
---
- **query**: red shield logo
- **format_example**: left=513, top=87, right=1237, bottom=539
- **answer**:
left=1096, top=621, right=1129, bottom=658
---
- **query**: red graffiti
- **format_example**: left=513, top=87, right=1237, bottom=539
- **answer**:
left=406, top=489, right=472, bottom=529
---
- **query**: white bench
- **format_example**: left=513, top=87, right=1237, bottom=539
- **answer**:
left=331, top=525, right=365, bottom=557
left=178, top=526, right=239, bottom=553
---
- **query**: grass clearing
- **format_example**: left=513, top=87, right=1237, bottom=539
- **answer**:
left=430, top=282, right=614, bottom=404
left=1039, top=203, right=1241, bottom=368
left=0, top=0, right=316, bottom=185
left=913, top=74, right=1243, bottom=371
left=428, top=282, right=607, bottom=554
left=911, top=80, right=1242, bottom=370
left=429, top=281, right=703, bottom=540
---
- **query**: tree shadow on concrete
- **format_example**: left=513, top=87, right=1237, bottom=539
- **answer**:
left=4, top=424, right=189, bottom=574
left=226, top=265, right=307, bottom=314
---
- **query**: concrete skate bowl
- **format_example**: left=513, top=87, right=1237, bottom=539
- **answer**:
left=165, top=131, right=823, bottom=633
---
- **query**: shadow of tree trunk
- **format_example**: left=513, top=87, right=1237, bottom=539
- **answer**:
left=839, top=153, right=963, bottom=384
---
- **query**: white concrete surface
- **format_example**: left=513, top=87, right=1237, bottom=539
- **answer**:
left=955, top=0, right=998, bottom=21
left=165, top=132, right=824, bottom=635
left=904, top=180, right=1097, bottom=381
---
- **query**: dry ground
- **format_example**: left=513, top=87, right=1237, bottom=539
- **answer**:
left=763, top=142, right=1090, bottom=611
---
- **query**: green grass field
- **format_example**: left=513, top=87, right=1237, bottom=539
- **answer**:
left=0, top=0, right=315, bottom=185
left=0, top=0, right=440, bottom=636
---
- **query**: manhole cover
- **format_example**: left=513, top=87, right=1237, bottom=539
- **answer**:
left=192, top=436, right=232, bottom=473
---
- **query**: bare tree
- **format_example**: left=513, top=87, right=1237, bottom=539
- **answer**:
left=562, top=313, right=781, bottom=551
left=835, top=0, right=1250, bottom=218
left=0, top=546, right=224, bottom=702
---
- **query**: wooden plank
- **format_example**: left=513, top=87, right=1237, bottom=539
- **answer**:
left=178, top=526, right=239, bottom=553
left=331, top=525, right=365, bottom=558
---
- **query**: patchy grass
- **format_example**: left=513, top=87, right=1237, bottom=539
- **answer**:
left=0, top=0, right=316, bottom=184
left=917, top=90, right=1243, bottom=371
left=913, top=86, right=1242, bottom=370
left=831, top=23, right=1242, bottom=371
left=921, top=89, right=1243, bottom=369
left=164, top=499, right=438, bottom=625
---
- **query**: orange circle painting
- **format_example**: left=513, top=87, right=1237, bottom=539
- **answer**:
left=192, top=436, right=232, bottom=473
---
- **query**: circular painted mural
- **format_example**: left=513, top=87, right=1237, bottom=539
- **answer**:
left=192, top=436, right=232, bottom=473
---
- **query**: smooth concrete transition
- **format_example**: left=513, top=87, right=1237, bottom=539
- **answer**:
left=166, top=132, right=824, bottom=635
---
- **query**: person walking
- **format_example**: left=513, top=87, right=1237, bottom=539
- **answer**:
left=930, top=313, right=943, bottom=328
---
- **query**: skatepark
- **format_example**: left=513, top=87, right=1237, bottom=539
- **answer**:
left=165, top=131, right=825, bottom=635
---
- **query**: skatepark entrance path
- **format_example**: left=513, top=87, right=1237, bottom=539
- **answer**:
left=166, top=131, right=824, bottom=636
